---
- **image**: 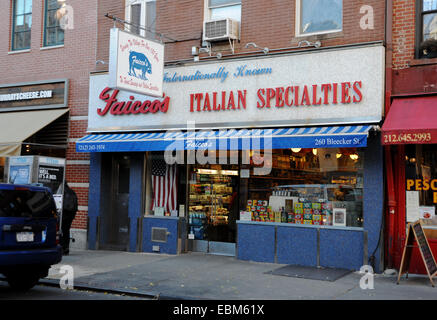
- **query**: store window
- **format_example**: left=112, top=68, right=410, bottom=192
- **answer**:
left=244, top=148, right=363, bottom=227
left=43, top=0, right=64, bottom=47
left=11, top=0, right=32, bottom=51
left=296, top=0, right=342, bottom=36
left=126, top=0, right=156, bottom=39
left=206, top=0, right=242, bottom=22
left=405, top=145, right=437, bottom=236
left=187, top=147, right=364, bottom=243
left=417, top=0, right=437, bottom=58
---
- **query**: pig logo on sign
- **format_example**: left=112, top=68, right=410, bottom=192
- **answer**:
left=128, top=51, right=152, bottom=80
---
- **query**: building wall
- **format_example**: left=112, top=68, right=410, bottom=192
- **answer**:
left=93, top=0, right=385, bottom=65
left=0, top=1, right=98, bottom=234
left=391, top=0, right=437, bottom=95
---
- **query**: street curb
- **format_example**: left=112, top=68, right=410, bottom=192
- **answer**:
left=40, top=278, right=194, bottom=300
left=0, top=276, right=191, bottom=300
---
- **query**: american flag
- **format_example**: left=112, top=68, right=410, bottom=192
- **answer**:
left=151, top=158, right=178, bottom=213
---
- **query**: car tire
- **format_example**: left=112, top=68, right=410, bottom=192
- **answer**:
left=5, top=267, right=48, bottom=291
left=6, top=273, right=40, bottom=291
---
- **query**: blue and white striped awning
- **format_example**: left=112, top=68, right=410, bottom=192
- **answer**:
left=76, top=125, right=374, bottom=153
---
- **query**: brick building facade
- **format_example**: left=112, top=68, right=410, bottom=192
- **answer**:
left=0, top=0, right=98, bottom=247
left=74, top=0, right=387, bottom=271
left=383, top=0, right=437, bottom=274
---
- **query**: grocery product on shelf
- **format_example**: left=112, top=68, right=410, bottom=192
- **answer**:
left=188, top=172, right=235, bottom=239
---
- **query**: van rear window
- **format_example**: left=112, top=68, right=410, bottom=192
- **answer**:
left=0, top=189, right=57, bottom=218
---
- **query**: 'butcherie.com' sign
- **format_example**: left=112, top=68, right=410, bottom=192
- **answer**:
left=109, top=28, right=164, bottom=98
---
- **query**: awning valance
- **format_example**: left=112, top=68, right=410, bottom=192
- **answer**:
left=382, top=96, right=437, bottom=145
left=0, top=108, right=69, bottom=156
left=76, top=125, right=374, bottom=153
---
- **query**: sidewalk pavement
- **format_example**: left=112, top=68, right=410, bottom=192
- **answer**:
left=44, top=249, right=437, bottom=300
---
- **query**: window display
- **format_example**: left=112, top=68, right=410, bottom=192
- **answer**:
left=243, top=148, right=364, bottom=227
left=405, top=144, right=437, bottom=237
left=188, top=166, right=238, bottom=242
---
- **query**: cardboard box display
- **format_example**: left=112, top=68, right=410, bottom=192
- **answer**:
left=312, top=203, right=322, bottom=210
left=303, top=220, right=313, bottom=225
left=322, top=209, right=332, bottom=215
left=313, top=214, right=322, bottom=221
left=294, top=203, right=303, bottom=210
left=322, top=202, right=332, bottom=210
left=303, top=202, right=312, bottom=209
left=304, top=213, right=313, bottom=220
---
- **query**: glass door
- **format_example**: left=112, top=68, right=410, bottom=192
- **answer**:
left=188, top=166, right=239, bottom=255
left=100, top=154, right=130, bottom=251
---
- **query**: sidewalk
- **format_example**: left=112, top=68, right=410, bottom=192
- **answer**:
left=45, top=249, right=437, bottom=300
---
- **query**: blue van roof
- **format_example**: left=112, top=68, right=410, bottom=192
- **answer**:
left=0, top=183, right=51, bottom=192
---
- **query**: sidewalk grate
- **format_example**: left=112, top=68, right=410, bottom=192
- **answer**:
left=265, top=265, right=352, bottom=282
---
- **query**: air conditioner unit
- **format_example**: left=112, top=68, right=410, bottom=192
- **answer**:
left=203, top=18, right=239, bottom=42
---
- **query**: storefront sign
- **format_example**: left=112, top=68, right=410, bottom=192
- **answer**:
left=109, top=28, right=164, bottom=97
left=97, top=87, right=169, bottom=116
left=407, top=179, right=437, bottom=203
left=88, top=44, right=384, bottom=132
left=383, top=132, right=433, bottom=144
left=0, top=79, right=68, bottom=112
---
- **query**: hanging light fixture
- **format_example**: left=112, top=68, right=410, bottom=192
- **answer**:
left=336, top=153, right=342, bottom=159
left=291, top=148, right=301, bottom=153
left=350, top=154, right=359, bottom=160
left=312, top=149, right=317, bottom=156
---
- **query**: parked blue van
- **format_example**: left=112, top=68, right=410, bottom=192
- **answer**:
left=0, top=183, right=62, bottom=290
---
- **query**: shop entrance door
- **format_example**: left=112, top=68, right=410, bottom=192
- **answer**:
left=100, top=155, right=130, bottom=251
left=188, top=166, right=239, bottom=256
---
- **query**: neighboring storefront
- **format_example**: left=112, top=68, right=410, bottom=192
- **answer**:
left=0, top=79, right=69, bottom=182
left=382, top=94, right=437, bottom=274
left=77, top=42, right=385, bottom=271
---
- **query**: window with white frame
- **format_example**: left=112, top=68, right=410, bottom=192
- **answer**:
left=125, top=0, right=156, bottom=39
left=205, top=0, right=241, bottom=22
left=296, top=0, right=342, bottom=36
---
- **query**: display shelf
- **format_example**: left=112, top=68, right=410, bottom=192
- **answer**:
left=188, top=171, right=235, bottom=239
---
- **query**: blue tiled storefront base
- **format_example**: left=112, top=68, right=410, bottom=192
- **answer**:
left=277, top=226, right=318, bottom=266
left=319, top=229, right=364, bottom=270
left=237, top=221, right=365, bottom=270
left=142, top=216, right=179, bottom=254
left=237, top=223, right=275, bottom=263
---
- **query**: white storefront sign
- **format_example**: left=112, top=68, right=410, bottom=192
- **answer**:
left=90, top=44, right=384, bottom=132
left=109, top=28, right=164, bottom=97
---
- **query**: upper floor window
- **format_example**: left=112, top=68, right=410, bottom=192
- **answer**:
left=11, top=0, right=32, bottom=51
left=418, top=0, right=437, bottom=58
left=126, top=0, right=156, bottom=39
left=296, top=0, right=342, bottom=36
left=44, top=0, right=64, bottom=47
left=206, top=0, right=241, bottom=22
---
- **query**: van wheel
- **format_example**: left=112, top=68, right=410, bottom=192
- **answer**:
left=6, top=271, right=42, bottom=291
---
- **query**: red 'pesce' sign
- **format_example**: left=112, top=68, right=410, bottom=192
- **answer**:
left=97, top=87, right=169, bottom=116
